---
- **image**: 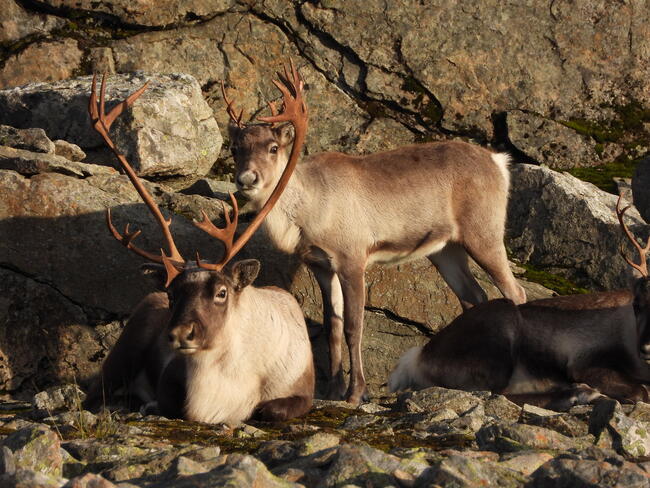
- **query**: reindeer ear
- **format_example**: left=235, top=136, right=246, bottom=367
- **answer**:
left=274, top=123, right=294, bottom=147
left=140, top=263, right=169, bottom=290
left=227, top=120, right=241, bottom=144
left=230, top=259, right=261, bottom=290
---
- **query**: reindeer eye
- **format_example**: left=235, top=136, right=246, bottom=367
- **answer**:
left=215, top=287, right=228, bottom=302
left=269, top=145, right=278, bottom=154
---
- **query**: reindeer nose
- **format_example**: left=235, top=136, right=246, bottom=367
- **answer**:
left=237, top=170, right=258, bottom=188
left=169, top=323, right=196, bottom=347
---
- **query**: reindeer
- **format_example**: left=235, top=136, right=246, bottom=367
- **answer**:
left=84, top=66, right=314, bottom=425
left=223, top=71, right=527, bottom=405
left=389, top=196, right=650, bottom=411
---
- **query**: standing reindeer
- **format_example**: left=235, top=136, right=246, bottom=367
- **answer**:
left=84, top=65, right=314, bottom=425
left=389, top=196, right=650, bottom=411
left=223, top=70, right=526, bottom=404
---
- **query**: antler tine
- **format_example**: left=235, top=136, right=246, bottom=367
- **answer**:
left=89, top=74, right=185, bottom=279
left=220, top=80, right=246, bottom=129
left=193, top=193, right=239, bottom=271
left=616, top=194, right=649, bottom=278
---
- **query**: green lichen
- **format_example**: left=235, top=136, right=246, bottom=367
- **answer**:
left=566, top=157, right=638, bottom=194
left=518, top=262, right=589, bottom=296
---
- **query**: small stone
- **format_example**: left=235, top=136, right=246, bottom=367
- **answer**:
left=53, top=140, right=86, bottom=162
left=0, top=446, right=16, bottom=475
left=33, top=384, right=86, bottom=413
left=0, top=125, right=54, bottom=153
left=589, top=398, right=650, bottom=458
left=64, top=473, right=118, bottom=487
left=499, top=451, right=554, bottom=476
left=2, top=425, right=63, bottom=477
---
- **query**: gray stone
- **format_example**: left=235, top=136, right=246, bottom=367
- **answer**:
left=529, top=456, right=650, bottom=487
left=2, top=425, right=63, bottom=477
left=589, top=399, right=650, bottom=458
left=33, top=384, right=86, bottom=413
left=498, top=451, right=554, bottom=476
left=396, top=387, right=488, bottom=415
left=0, top=125, right=55, bottom=153
left=53, top=141, right=86, bottom=162
left=633, top=156, right=650, bottom=223
left=0, top=39, right=83, bottom=90
left=521, top=404, right=589, bottom=438
left=0, top=73, right=222, bottom=177
left=506, top=110, right=600, bottom=169
left=414, top=454, right=525, bottom=488
left=0, top=0, right=65, bottom=44
left=64, top=473, right=118, bottom=487
left=508, top=163, right=649, bottom=290
left=483, top=395, right=521, bottom=423
left=0, top=469, right=66, bottom=488
left=476, top=422, right=587, bottom=453
left=0, top=446, right=16, bottom=475
left=0, top=146, right=114, bottom=178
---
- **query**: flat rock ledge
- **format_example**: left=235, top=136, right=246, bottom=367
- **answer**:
left=1, top=385, right=650, bottom=487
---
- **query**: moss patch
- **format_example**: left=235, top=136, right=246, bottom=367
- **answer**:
left=518, top=263, right=589, bottom=296
left=566, top=157, right=638, bottom=194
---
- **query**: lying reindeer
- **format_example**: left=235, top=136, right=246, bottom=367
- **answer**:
left=223, top=71, right=526, bottom=405
left=389, top=196, right=650, bottom=410
left=84, top=65, right=314, bottom=425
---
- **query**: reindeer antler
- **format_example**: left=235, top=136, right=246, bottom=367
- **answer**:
left=220, top=80, right=246, bottom=129
left=197, top=59, right=308, bottom=272
left=616, top=194, right=649, bottom=278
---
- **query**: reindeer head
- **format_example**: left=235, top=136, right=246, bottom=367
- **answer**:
left=143, top=260, right=260, bottom=354
left=88, top=64, right=308, bottom=354
left=222, top=62, right=307, bottom=203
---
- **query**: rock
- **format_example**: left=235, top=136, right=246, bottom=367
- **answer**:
left=53, top=141, right=86, bottom=162
left=633, top=156, right=650, bottom=223
left=476, top=422, right=586, bottom=453
left=521, top=404, right=589, bottom=438
left=0, top=39, right=83, bottom=90
left=589, top=399, right=650, bottom=458
left=180, top=179, right=237, bottom=199
left=0, top=446, right=16, bottom=475
left=0, top=146, right=114, bottom=178
left=506, top=110, right=600, bottom=169
left=33, top=385, right=86, bottom=413
left=0, top=469, right=66, bottom=488
left=508, top=163, right=649, bottom=290
left=2, top=425, right=63, bottom=477
left=483, top=395, right=522, bottom=423
left=415, top=454, right=526, bottom=488
left=36, top=0, right=235, bottom=27
left=318, top=444, right=428, bottom=488
left=529, top=456, right=650, bottom=487
left=0, top=125, right=55, bottom=153
left=64, top=473, right=117, bottom=487
left=396, top=387, right=488, bottom=415
left=0, top=0, right=65, bottom=44
left=498, top=451, right=554, bottom=476
left=0, top=72, right=222, bottom=177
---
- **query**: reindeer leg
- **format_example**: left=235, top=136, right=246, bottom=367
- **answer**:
left=254, top=395, right=313, bottom=421
left=337, top=262, right=368, bottom=405
left=505, top=384, right=604, bottom=411
left=572, top=367, right=649, bottom=404
left=428, top=243, right=487, bottom=310
left=308, top=262, right=346, bottom=400
left=463, top=237, right=527, bottom=305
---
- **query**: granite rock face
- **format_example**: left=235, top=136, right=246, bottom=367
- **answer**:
left=0, top=73, right=222, bottom=177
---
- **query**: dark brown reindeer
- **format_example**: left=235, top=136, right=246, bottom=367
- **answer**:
left=224, top=72, right=527, bottom=404
left=84, top=65, right=314, bottom=425
left=389, top=196, right=650, bottom=411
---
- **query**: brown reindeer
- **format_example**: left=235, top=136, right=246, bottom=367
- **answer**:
left=224, top=74, right=527, bottom=404
left=84, top=65, right=314, bottom=425
left=389, top=196, right=650, bottom=411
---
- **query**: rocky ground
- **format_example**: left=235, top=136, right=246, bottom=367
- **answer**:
left=2, top=384, right=650, bottom=487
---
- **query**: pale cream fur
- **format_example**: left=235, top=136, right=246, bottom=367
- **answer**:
left=183, top=286, right=312, bottom=425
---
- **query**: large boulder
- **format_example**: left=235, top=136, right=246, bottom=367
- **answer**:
left=507, top=163, right=649, bottom=290
left=0, top=73, right=222, bottom=177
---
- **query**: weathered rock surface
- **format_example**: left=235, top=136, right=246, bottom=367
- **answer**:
left=589, top=399, right=650, bottom=458
left=0, top=1, right=65, bottom=44
left=0, top=125, right=55, bottom=154
left=508, top=163, right=650, bottom=290
left=633, top=156, right=650, bottom=223
left=0, top=73, right=222, bottom=177
left=0, top=386, right=646, bottom=487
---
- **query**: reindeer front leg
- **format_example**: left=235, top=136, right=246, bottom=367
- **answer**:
left=337, top=262, right=368, bottom=405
